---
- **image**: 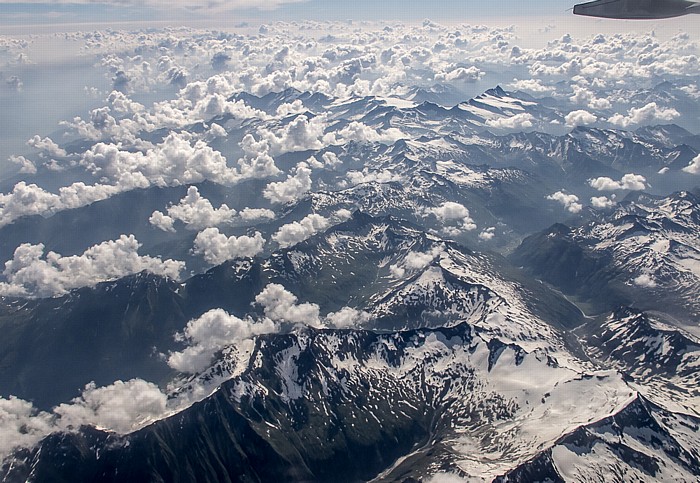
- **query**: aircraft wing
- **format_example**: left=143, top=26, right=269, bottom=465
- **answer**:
left=573, top=0, right=700, bottom=19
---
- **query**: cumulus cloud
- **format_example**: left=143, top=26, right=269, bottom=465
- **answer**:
left=508, top=78, right=554, bottom=95
left=239, top=207, right=276, bottom=222
left=478, top=227, right=496, bottom=241
left=427, top=202, right=477, bottom=232
left=149, top=210, right=175, bottom=232
left=682, top=154, right=700, bottom=175
left=0, top=235, right=184, bottom=298
left=565, top=110, right=597, bottom=127
left=150, top=186, right=236, bottom=231
left=168, top=309, right=277, bottom=374
left=0, top=396, right=53, bottom=460
left=589, top=173, right=647, bottom=191
left=0, top=181, right=120, bottom=228
left=192, top=228, right=265, bottom=265
left=54, top=379, right=168, bottom=433
left=486, top=113, right=534, bottom=131
left=607, top=102, right=679, bottom=128
left=81, top=132, right=240, bottom=189
left=8, top=155, right=36, bottom=174
left=324, top=306, right=371, bottom=329
left=590, top=195, right=616, bottom=209
left=272, top=213, right=330, bottom=248
left=255, top=283, right=321, bottom=326
left=633, top=273, right=657, bottom=288
left=334, top=122, right=406, bottom=144
left=345, top=169, right=399, bottom=187
left=435, top=66, right=484, bottom=83
left=26, top=135, right=67, bottom=158
left=322, top=151, right=342, bottom=168
left=258, top=114, right=327, bottom=155
left=389, top=247, right=444, bottom=278
left=263, top=161, right=313, bottom=204
left=546, top=191, right=582, bottom=213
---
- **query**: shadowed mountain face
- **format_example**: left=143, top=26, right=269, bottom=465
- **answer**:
left=0, top=321, right=630, bottom=483
left=0, top=76, right=699, bottom=481
left=0, top=212, right=582, bottom=410
left=510, top=191, right=700, bottom=330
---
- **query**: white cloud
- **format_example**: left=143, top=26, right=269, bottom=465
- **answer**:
left=390, top=247, right=444, bottom=278
left=633, top=273, right=657, bottom=288
left=429, top=201, right=470, bottom=222
left=26, top=135, right=67, bottom=158
left=565, top=110, right=597, bottom=127
left=8, top=155, right=36, bottom=174
left=81, top=132, right=240, bottom=189
left=427, top=202, right=477, bottom=232
left=239, top=207, right=276, bottom=222
left=324, top=307, right=371, bottom=329
left=263, top=161, right=313, bottom=204
left=149, top=210, right=175, bottom=232
left=546, top=191, right=582, bottom=213
left=332, top=208, right=353, bottom=222
left=258, top=114, right=327, bottom=155
left=0, top=181, right=119, bottom=228
left=334, top=121, right=406, bottom=145
left=607, top=102, right=679, bottom=128
left=192, top=228, right=265, bottom=265
left=345, top=169, right=399, bottom=187
left=508, top=78, right=554, bottom=95
left=590, top=195, right=616, bottom=209
left=682, top=154, right=700, bottom=175
left=435, top=66, right=484, bottom=83
left=322, top=151, right=342, bottom=168
left=150, top=186, right=236, bottom=231
left=589, top=173, right=647, bottom=191
left=54, top=379, right=168, bottom=433
left=0, top=396, right=53, bottom=460
left=255, top=283, right=321, bottom=326
left=478, top=227, right=496, bottom=241
left=486, top=113, right=534, bottom=131
left=0, top=235, right=184, bottom=298
left=167, top=309, right=276, bottom=374
left=272, top=213, right=330, bottom=248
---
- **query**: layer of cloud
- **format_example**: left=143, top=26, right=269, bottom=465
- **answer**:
left=192, top=228, right=265, bottom=265
left=0, top=235, right=184, bottom=298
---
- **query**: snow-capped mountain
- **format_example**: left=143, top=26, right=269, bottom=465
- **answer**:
left=580, top=307, right=700, bottom=415
left=1, top=322, right=636, bottom=482
left=512, top=191, right=700, bottom=331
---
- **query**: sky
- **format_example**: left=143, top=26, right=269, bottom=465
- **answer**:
left=0, top=0, right=576, bottom=26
